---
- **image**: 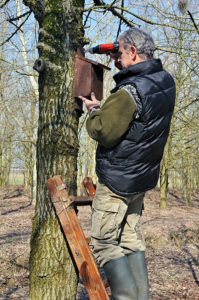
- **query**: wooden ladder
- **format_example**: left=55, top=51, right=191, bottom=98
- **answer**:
left=46, top=175, right=109, bottom=300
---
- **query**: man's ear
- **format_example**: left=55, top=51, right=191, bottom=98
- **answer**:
left=129, top=46, right=137, bottom=61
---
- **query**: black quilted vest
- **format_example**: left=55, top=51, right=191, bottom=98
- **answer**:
left=96, top=59, right=176, bottom=196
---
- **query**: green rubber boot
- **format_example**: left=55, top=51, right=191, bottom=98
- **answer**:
left=126, top=251, right=149, bottom=300
left=103, top=256, right=138, bottom=300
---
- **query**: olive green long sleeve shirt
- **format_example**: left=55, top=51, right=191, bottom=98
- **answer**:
left=86, top=89, right=136, bottom=148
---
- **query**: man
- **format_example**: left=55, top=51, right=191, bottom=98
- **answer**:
left=79, top=28, right=175, bottom=300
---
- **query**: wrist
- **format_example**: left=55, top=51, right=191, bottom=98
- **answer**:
left=89, top=105, right=100, bottom=115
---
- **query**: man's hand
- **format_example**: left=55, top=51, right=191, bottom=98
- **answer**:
left=78, top=92, right=100, bottom=113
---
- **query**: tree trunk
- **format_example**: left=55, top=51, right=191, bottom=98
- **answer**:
left=23, top=0, right=86, bottom=298
left=0, top=140, right=2, bottom=186
left=182, top=157, right=192, bottom=206
left=6, top=135, right=12, bottom=185
left=83, top=136, right=90, bottom=178
left=24, top=145, right=29, bottom=187
left=31, top=160, right=37, bottom=205
left=2, top=145, right=8, bottom=186
left=160, top=145, right=168, bottom=208
left=91, top=141, right=97, bottom=184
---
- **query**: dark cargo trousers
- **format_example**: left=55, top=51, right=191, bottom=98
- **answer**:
left=90, top=182, right=146, bottom=267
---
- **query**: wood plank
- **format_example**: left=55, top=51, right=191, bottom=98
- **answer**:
left=73, top=195, right=93, bottom=206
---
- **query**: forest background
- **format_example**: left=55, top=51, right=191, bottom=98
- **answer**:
left=0, top=0, right=198, bottom=206
left=0, top=0, right=199, bottom=299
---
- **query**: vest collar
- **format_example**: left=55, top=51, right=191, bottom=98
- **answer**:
left=113, top=59, right=163, bottom=85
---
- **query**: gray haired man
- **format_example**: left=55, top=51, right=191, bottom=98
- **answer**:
left=79, top=28, right=175, bottom=299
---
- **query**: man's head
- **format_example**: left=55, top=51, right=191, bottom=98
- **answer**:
left=113, top=28, right=155, bottom=69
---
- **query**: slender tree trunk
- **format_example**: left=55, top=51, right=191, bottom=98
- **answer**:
left=5, top=135, right=12, bottom=185
left=2, top=146, right=8, bottom=186
left=0, top=141, right=2, bottom=186
left=182, top=157, right=192, bottom=206
left=28, top=147, right=33, bottom=188
left=91, top=142, right=97, bottom=184
left=160, top=144, right=169, bottom=208
left=77, top=154, right=83, bottom=195
left=84, top=136, right=90, bottom=178
left=23, top=0, right=86, bottom=298
left=31, top=160, right=37, bottom=205
left=24, top=145, right=29, bottom=187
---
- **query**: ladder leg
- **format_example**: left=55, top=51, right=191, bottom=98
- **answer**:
left=46, top=175, right=109, bottom=300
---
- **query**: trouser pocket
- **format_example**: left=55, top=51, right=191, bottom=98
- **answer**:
left=91, top=202, right=120, bottom=240
left=91, top=183, right=128, bottom=241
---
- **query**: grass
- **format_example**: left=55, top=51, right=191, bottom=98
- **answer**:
left=9, top=179, right=24, bottom=185
left=9, top=173, right=24, bottom=186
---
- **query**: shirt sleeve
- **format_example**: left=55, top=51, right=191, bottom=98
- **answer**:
left=120, top=84, right=142, bottom=119
left=86, top=89, right=136, bottom=148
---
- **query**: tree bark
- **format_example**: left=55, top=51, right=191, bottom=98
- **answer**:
left=6, top=134, right=12, bottom=185
left=22, top=0, right=87, bottom=298
left=160, top=144, right=169, bottom=208
left=0, top=140, right=2, bottom=186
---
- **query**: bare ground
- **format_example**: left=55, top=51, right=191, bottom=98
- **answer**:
left=0, top=186, right=199, bottom=299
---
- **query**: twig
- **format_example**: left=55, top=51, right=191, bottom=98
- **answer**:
left=91, top=1, right=134, bottom=28
left=83, top=10, right=91, bottom=27
left=85, top=5, right=199, bottom=33
left=7, top=10, right=31, bottom=22
left=78, top=112, right=89, bottom=137
left=187, top=10, right=199, bottom=35
left=0, top=0, right=10, bottom=9
left=116, top=0, right=124, bottom=40
left=155, top=46, right=197, bottom=57
left=0, top=11, right=31, bottom=46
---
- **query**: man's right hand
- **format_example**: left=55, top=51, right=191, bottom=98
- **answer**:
left=78, top=92, right=100, bottom=114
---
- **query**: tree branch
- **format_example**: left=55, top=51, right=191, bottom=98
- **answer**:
left=87, top=4, right=134, bottom=28
left=7, top=10, right=31, bottom=22
left=187, top=10, right=199, bottom=35
left=0, top=0, right=10, bottom=9
left=155, top=45, right=198, bottom=57
left=176, top=97, right=199, bottom=114
left=86, top=4, right=199, bottom=33
left=83, top=10, right=91, bottom=27
left=116, top=0, right=124, bottom=40
left=0, top=11, right=31, bottom=46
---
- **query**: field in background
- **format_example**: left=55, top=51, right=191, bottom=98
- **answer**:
left=9, top=169, right=24, bottom=185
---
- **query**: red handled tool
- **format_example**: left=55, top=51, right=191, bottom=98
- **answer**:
left=86, top=42, right=119, bottom=54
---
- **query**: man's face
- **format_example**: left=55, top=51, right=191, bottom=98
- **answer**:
left=114, top=39, right=134, bottom=70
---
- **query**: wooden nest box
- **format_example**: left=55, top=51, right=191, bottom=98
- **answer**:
left=74, top=48, right=111, bottom=100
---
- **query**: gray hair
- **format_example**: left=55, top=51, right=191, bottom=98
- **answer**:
left=119, top=28, right=155, bottom=60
